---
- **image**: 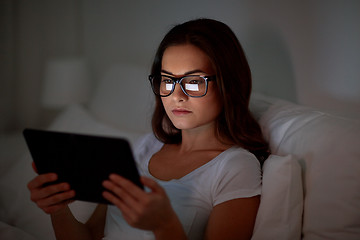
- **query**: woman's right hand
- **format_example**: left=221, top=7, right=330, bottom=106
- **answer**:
left=27, top=162, right=76, bottom=214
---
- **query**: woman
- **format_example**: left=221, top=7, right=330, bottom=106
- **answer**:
left=28, top=18, right=269, bottom=240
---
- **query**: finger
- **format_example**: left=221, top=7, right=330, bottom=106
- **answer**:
left=108, top=174, right=145, bottom=197
left=102, top=191, right=137, bottom=223
left=43, top=204, right=66, bottom=214
left=34, top=182, right=73, bottom=200
left=31, top=162, right=38, bottom=173
left=27, top=173, right=58, bottom=190
left=102, top=189, right=137, bottom=216
left=36, top=189, right=75, bottom=209
left=103, top=177, right=151, bottom=218
left=29, top=180, right=70, bottom=203
left=103, top=179, right=140, bottom=208
left=141, top=176, right=166, bottom=195
left=42, top=199, right=75, bottom=214
left=102, top=190, right=127, bottom=208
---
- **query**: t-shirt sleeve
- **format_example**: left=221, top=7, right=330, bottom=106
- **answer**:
left=212, top=149, right=262, bottom=206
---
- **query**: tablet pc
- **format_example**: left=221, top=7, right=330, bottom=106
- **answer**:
left=23, top=128, right=143, bottom=204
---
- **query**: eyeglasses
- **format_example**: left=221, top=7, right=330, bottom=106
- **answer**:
left=148, top=75, right=216, bottom=97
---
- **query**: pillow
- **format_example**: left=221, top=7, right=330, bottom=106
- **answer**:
left=252, top=154, right=303, bottom=240
left=0, top=221, right=37, bottom=240
left=0, top=106, right=124, bottom=240
left=49, top=104, right=142, bottom=147
left=256, top=97, right=360, bottom=239
left=0, top=104, right=143, bottom=240
left=250, top=92, right=278, bottom=121
left=0, top=150, right=56, bottom=240
left=252, top=93, right=325, bottom=153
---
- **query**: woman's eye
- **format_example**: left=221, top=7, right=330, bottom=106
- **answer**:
left=162, top=79, right=173, bottom=84
left=189, top=80, right=200, bottom=84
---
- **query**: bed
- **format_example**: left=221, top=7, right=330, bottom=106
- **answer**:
left=1, top=62, right=359, bottom=240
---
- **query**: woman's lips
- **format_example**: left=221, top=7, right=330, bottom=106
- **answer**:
left=172, top=109, right=192, bottom=116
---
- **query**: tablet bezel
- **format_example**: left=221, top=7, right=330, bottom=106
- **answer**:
left=23, top=128, right=143, bottom=204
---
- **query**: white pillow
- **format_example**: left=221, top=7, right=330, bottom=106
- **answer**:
left=0, top=221, right=37, bottom=240
left=252, top=154, right=303, bottom=240
left=0, top=151, right=56, bottom=240
left=257, top=97, right=360, bottom=239
left=0, top=105, right=132, bottom=240
left=49, top=104, right=142, bottom=147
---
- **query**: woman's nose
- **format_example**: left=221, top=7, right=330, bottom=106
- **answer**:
left=171, top=83, right=188, bottom=101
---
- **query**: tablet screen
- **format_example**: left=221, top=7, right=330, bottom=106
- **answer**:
left=23, top=128, right=143, bottom=204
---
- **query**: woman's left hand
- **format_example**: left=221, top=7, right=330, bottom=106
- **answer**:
left=102, top=175, right=180, bottom=234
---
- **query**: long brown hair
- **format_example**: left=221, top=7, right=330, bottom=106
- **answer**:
left=150, top=18, right=269, bottom=163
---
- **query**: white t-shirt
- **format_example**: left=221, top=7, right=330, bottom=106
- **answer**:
left=103, top=134, right=261, bottom=240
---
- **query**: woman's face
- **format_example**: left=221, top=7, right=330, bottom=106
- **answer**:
left=161, top=44, right=222, bottom=133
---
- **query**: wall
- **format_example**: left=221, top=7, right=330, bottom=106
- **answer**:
left=82, top=0, right=299, bottom=101
left=2, top=0, right=360, bottom=133
left=0, top=0, right=15, bottom=132
left=82, top=0, right=360, bottom=118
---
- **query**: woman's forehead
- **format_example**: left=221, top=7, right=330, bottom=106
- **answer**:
left=161, top=44, right=214, bottom=76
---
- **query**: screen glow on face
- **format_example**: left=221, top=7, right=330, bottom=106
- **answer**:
left=156, top=75, right=209, bottom=97
left=185, top=83, right=199, bottom=91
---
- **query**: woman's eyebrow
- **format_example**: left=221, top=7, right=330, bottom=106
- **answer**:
left=161, top=69, right=206, bottom=76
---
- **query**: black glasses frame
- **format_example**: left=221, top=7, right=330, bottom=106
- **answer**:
left=148, top=75, right=216, bottom=98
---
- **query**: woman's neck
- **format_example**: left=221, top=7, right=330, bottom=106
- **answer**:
left=179, top=125, right=231, bottom=153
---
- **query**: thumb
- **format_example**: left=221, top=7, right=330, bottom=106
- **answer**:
left=140, top=176, right=165, bottom=195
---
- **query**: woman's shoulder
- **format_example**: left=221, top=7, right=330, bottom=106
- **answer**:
left=219, top=146, right=259, bottom=166
left=206, top=146, right=262, bottom=206
left=213, top=146, right=261, bottom=178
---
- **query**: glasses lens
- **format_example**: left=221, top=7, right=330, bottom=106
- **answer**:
left=150, top=75, right=170, bottom=96
left=159, top=76, right=174, bottom=96
left=181, top=76, right=206, bottom=97
left=151, top=75, right=208, bottom=97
